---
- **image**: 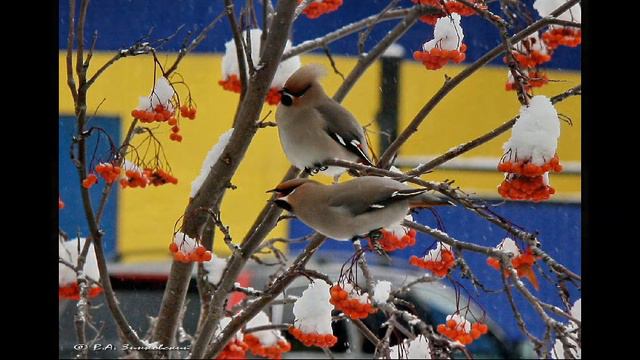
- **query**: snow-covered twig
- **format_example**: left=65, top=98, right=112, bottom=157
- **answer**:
left=406, top=85, right=581, bottom=176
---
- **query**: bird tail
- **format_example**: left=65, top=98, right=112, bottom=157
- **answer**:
left=408, top=192, right=454, bottom=208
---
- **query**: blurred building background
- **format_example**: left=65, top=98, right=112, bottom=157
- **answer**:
left=59, top=0, right=580, bottom=345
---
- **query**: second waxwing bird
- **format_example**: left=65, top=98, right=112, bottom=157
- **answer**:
left=269, top=176, right=452, bottom=241
left=276, top=64, right=373, bottom=179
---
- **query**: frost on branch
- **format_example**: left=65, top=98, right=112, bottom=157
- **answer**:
left=486, top=238, right=540, bottom=290
left=390, top=335, right=432, bottom=359
left=409, top=242, right=456, bottom=277
left=368, top=214, right=417, bottom=252
left=551, top=298, right=581, bottom=359
left=190, top=128, right=234, bottom=198
left=533, top=0, right=581, bottom=49
left=414, top=13, right=467, bottom=70
left=289, top=281, right=337, bottom=348
left=59, top=237, right=103, bottom=300
left=243, top=311, right=292, bottom=359
left=168, top=232, right=212, bottom=263
left=219, top=28, right=301, bottom=105
left=498, top=96, right=563, bottom=202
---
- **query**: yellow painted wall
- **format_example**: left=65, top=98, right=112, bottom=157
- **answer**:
left=59, top=52, right=580, bottom=262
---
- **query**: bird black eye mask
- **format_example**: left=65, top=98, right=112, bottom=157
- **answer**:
left=279, top=84, right=312, bottom=106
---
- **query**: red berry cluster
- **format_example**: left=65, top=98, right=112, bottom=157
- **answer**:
left=368, top=228, right=417, bottom=252
left=219, top=74, right=243, bottom=93
left=119, top=168, right=178, bottom=189
left=445, top=0, right=487, bottom=16
left=59, top=283, right=103, bottom=300
left=145, top=168, right=178, bottom=186
left=300, top=0, right=343, bottom=19
left=243, top=334, right=292, bottom=359
left=498, top=155, right=563, bottom=177
left=487, top=247, right=540, bottom=290
left=169, top=243, right=213, bottom=263
left=437, top=319, right=488, bottom=345
left=95, top=162, right=121, bottom=184
left=329, top=285, right=377, bottom=320
left=414, top=44, right=467, bottom=70
left=120, top=170, right=149, bottom=189
left=219, top=74, right=284, bottom=106
left=131, top=104, right=174, bottom=124
left=543, top=28, right=581, bottom=50
left=180, top=105, right=196, bottom=120
left=409, top=249, right=455, bottom=277
left=265, top=88, right=282, bottom=105
left=497, top=174, right=555, bottom=202
left=217, top=338, right=249, bottom=359
left=412, top=0, right=487, bottom=25
left=82, top=174, right=98, bottom=189
left=497, top=154, right=562, bottom=202
left=288, top=326, right=338, bottom=348
left=510, top=50, right=552, bottom=68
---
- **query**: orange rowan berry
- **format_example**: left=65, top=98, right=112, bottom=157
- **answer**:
left=82, top=174, right=98, bottom=189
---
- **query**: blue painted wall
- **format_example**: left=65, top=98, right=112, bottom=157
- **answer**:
left=59, top=116, right=120, bottom=258
left=58, top=0, right=580, bottom=70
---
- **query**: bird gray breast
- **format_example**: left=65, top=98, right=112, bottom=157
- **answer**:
left=294, top=197, right=410, bottom=241
left=276, top=106, right=357, bottom=171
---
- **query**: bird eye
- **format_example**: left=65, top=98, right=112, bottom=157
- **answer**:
left=281, top=93, right=293, bottom=106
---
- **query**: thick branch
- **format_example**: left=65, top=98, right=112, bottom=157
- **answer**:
left=66, top=0, right=78, bottom=103
left=169, top=2, right=301, bottom=356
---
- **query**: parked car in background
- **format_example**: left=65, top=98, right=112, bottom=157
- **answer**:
left=59, top=251, right=536, bottom=358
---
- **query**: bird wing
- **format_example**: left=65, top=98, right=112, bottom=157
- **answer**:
left=315, top=101, right=373, bottom=166
left=328, top=180, right=427, bottom=216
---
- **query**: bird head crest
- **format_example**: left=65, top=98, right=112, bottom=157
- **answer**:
left=282, top=64, right=327, bottom=97
left=267, top=178, right=318, bottom=197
